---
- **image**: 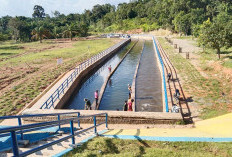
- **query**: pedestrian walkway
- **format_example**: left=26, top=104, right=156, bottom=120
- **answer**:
left=135, top=40, right=163, bottom=112
left=102, top=113, right=232, bottom=142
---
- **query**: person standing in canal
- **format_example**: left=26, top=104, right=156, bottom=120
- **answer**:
left=128, top=84, right=132, bottom=99
left=95, top=90, right=99, bottom=106
left=128, top=99, right=134, bottom=111
left=84, top=98, right=92, bottom=110
left=123, top=100, right=128, bottom=111
left=108, top=65, right=112, bottom=72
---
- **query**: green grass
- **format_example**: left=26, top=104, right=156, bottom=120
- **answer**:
left=0, top=39, right=119, bottom=116
left=158, top=37, right=231, bottom=119
left=0, top=39, right=116, bottom=66
left=65, top=137, right=232, bottom=157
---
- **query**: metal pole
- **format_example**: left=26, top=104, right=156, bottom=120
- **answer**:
left=62, top=83, right=64, bottom=94
left=11, top=131, right=19, bottom=157
left=94, top=116, right=97, bottom=134
left=105, top=113, right=108, bottom=129
left=77, top=112, right=80, bottom=129
left=58, top=115, right=61, bottom=130
left=70, top=120, right=75, bottom=145
left=57, top=89, right=60, bottom=98
left=18, top=117, right=23, bottom=140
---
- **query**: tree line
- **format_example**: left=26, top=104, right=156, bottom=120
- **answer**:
left=0, top=0, right=231, bottom=58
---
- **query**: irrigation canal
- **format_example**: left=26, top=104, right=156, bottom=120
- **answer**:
left=135, top=40, right=163, bottom=112
left=65, top=39, right=163, bottom=112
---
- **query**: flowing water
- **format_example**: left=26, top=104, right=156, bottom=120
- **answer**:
left=135, top=40, right=163, bottom=112
left=65, top=45, right=129, bottom=109
left=99, top=41, right=142, bottom=110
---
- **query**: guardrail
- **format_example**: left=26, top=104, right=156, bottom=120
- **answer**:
left=0, top=113, right=108, bottom=157
left=40, top=39, right=130, bottom=109
left=0, top=112, right=80, bottom=140
left=152, top=37, right=169, bottom=112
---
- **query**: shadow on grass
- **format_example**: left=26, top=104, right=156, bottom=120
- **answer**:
left=223, top=56, right=232, bottom=59
left=0, top=46, right=23, bottom=50
left=135, top=129, right=150, bottom=148
left=105, top=138, right=119, bottom=153
left=0, top=53, right=15, bottom=56
left=220, top=51, right=232, bottom=54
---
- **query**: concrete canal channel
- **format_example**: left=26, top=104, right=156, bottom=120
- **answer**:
left=65, top=38, right=163, bottom=112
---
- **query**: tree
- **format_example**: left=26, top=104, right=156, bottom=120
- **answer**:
left=0, top=33, right=8, bottom=41
left=8, top=17, right=24, bottom=41
left=32, top=5, right=45, bottom=18
left=199, top=13, right=232, bottom=59
left=31, top=26, right=50, bottom=43
left=173, top=11, right=191, bottom=35
left=62, top=23, right=79, bottom=40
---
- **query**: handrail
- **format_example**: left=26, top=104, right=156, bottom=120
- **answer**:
left=0, top=113, right=108, bottom=157
left=0, top=112, right=80, bottom=120
left=40, top=39, right=130, bottom=109
left=0, top=112, right=81, bottom=140
left=152, top=37, right=169, bottom=112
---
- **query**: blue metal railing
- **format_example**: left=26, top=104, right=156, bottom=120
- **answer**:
left=0, top=112, right=80, bottom=139
left=40, top=39, right=130, bottom=109
left=0, top=112, right=108, bottom=157
left=152, top=37, right=169, bottom=112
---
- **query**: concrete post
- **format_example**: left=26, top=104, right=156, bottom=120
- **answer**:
left=174, top=44, right=177, bottom=49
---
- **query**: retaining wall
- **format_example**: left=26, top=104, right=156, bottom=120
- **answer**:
left=22, top=109, right=183, bottom=124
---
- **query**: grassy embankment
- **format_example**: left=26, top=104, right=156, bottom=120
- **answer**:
left=0, top=39, right=119, bottom=116
left=65, top=137, right=232, bottom=157
left=158, top=37, right=231, bottom=119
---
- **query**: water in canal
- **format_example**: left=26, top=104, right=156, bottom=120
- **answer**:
left=65, top=44, right=130, bottom=109
left=99, top=40, right=143, bottom=111
left=135, top=40, right=163, bottom=112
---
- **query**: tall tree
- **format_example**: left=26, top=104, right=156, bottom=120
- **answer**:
left=199, top=13, right=232, bottom=59
left=32, top=5, right=45, bottom=18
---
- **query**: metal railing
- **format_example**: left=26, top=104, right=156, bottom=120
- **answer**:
left=0, top=112, right=80, bottom=140
left=0, top=113, right=108, bottom=157
left=152, top=37, right=169, bottom=112
left=40, top=39, right=130, bottom=109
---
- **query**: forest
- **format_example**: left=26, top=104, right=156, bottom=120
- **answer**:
left=0, top=0, right=232, bottom=56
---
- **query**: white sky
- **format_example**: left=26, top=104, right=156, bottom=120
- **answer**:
left=0, top=0, right=129, bottom=17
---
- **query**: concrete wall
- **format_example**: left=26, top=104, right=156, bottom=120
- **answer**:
left=22, top=109, right=183, bottom=124
left=55, top=39, right=131, bottom=109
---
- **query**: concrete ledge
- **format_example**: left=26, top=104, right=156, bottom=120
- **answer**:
left=132, top=41, right=144, bottom=111
left=22, top=109, right=183, bottom=124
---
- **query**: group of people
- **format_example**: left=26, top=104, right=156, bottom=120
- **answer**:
left=84, top=76, right=134, bottom=112
left=84, top=90, right=99, bottom=110
left=123, top=99, right=134, bottom=111
left=123, top=84, right=133, bottom=111
left=167, top=73, right=181, bottom=113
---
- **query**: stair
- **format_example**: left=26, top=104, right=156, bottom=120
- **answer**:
left=0, top=129, right=102, bottom=157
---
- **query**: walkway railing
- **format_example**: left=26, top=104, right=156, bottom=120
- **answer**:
left=0, top=113, right=108, bottom=157
left=40, top=39, right=130, bottom=109
left=0, top=112, right=80, bottom=140
left=152, top=37, right=169, bottom=112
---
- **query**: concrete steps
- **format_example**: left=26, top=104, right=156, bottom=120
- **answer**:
left=0, top=130, right=97, bottom=157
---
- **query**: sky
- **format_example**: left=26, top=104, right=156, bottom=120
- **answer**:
left=0, top=0, right=129, bottom=17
